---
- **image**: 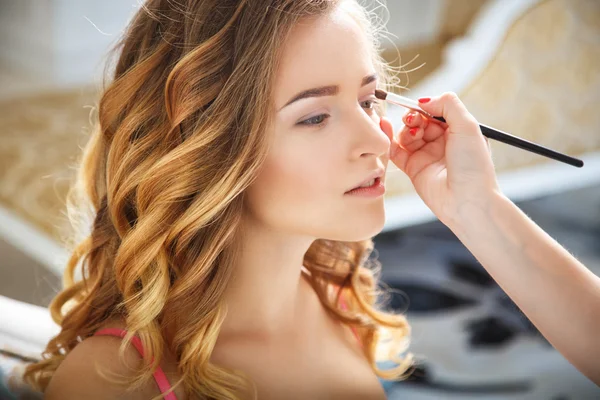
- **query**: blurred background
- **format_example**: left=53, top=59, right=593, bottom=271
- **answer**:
left=0, top=0, right=599, bottom=399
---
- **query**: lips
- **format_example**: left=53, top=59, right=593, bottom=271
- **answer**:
left=346, top=168, right=385, bottom=192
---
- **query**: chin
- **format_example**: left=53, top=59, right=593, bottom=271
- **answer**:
left=328, top=204, right=386, bottom=242
left=355, top=217, right=386, bottom=241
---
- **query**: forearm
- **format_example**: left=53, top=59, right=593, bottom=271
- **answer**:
left=446, top=192, right=600, bottom=385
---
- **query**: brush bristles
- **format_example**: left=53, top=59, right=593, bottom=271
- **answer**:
left=374, top=89, right=387, bottom=101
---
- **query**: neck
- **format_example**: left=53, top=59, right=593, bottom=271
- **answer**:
left=219, top=218, right=318, bottom=339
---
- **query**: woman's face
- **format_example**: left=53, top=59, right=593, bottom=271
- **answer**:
left=245, top=6, right=391, bottom=242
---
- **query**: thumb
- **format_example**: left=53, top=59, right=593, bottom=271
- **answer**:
left=417, top=92, right=479, bottom=135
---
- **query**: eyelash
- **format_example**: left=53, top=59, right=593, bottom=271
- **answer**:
left=297, top=98, right=380, bottom=127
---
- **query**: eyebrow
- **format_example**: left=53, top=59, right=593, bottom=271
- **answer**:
left=279, top=73, right=378, bottom=111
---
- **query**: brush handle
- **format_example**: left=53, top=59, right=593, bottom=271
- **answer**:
left=432, top=116, right=584, bottom=168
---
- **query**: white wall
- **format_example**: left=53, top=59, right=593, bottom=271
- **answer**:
left=0, top=0, right=136, bottom=87
left=366, top=0, right=445, bottom=48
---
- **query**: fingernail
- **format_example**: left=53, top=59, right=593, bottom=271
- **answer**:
left=409, top=127, right=418, bottom=136
left=406, top=114, right=413, bottom=124
left=418, top=97, right=431, bottom=103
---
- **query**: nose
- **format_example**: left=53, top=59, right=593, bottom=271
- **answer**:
left=348, top=107, right=390, bottom=160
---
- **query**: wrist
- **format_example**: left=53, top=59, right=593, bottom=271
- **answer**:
left=444, top=189, right=510, bottom=233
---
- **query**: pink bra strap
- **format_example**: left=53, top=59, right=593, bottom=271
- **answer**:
left=94, top=328, right=178, bottom=400
left=339, top=297, right=362, bottom=347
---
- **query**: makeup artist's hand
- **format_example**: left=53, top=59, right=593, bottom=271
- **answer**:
left=380, top=94, right=600, bottom=387
left=380, top=92, right=501, bottom=225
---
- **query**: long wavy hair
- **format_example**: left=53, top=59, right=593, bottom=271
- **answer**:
left=23, top=0, right=413, bottom=398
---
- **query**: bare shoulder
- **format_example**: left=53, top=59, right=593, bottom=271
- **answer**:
left=44, top=333, right=167, bottom=400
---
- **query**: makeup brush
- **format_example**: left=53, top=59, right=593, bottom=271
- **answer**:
left=374, top=89, right=584, bottom=168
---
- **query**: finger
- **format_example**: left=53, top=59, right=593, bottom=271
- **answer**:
left=416, top=92, right=480, bottom=136
left=399, top=125, right=426, bottom=151
left=401, top=111, right=446, bottom=147
left=402, top=111, right=424, bottom=128
left=400, top=112, right=427, bottom=150
left=380, top=116, right=409, bottom=170
left=379, top=116, right=394, bottom=143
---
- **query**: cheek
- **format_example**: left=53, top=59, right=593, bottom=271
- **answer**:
left=246, top=148, right=336, bottom=225
left=265, top=150, right=330, bottom=203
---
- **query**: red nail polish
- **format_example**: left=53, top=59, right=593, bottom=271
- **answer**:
left=418, top=97, right=431, bottom=103
left=406, top=114, right=413, bottom=124
left=409, top=127, right=418, bottom=136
